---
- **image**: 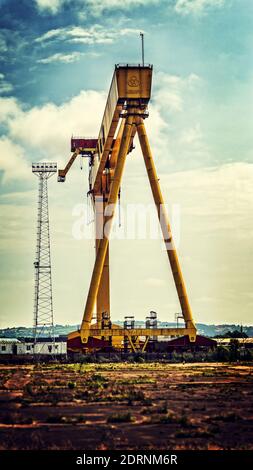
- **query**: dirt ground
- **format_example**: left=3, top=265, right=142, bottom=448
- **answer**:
left=0, top=362, right=252, bottom=450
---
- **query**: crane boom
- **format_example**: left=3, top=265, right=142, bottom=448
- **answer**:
left=58, top=149, right=80, bottom=182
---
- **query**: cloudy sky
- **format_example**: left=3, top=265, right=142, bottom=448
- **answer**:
left=0, top=0, right=252, bottom=328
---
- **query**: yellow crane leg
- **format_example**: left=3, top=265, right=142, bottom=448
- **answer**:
left=136, top=117, right=196, bottom=332
left=95, top=226, right=110, bottom=327
left=95, top=121, right=125, bottom=327
left=127, top=334, right=137, bottom=353
left=80, top=114, right=134, bottom=342
left=142, top=336, right=150, bottom=352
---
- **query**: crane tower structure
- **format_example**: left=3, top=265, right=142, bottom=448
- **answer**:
left=59, top=64, right=197, bottom=352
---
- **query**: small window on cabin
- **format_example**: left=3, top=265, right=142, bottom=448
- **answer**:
left=55, top=345, right=58, bottom=349
left=1, top=345, right=6, bottom=351
left=48, top=345, right=52, bottom=352
left=26, top=345, right=31, bottom=351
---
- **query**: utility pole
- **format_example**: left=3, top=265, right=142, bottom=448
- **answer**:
left=32, top=162, right=57, bottom=353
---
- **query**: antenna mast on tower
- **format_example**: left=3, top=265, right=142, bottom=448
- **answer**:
left=140, top=32, right=144, bottom=66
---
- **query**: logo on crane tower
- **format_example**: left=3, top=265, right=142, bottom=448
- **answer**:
left=128, top=75, right=140, bottom=87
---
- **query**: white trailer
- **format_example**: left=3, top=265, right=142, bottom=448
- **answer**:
left=16, top=340, right=67, bottom=355
left=0, top=338, right=21, bottom=354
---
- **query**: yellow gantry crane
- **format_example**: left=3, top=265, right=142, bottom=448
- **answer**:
left=59, top=64, right=197, bottom=352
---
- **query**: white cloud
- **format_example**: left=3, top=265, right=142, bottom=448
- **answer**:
left=3, top=90, right=106, bottom=161
left=175, top=0, right=225, bottom=16
left=0, top=97, right=20, bottom=123
left=144, top=71, right=207, bottom=170
left=0, top=69, right=204, bottom=184
left=0, top=74, right=13, bottom=94
left=35, top=27, right=67, bottom=43
left=85, top=0, right=160, bottom=14
left=35, top=0, right=160, bottom=15
left=153, top=72, right=201, bottom=113
left=112, top=162, right=253, bottom=325
left=0, top=90, right=106, bottom=181
left=0, top=34, right=7, bottom=53
left=161, top=162, right=253, bottom=220
left=35, top=0, right=225, bottom=16
left=144, top=277, right=166, bottom=287
left=35, top=24, right=141, bottom=45
left=0, top=137, right=30, bottom=182
left=35, top=29, right=64, bottom=43
left=37, top=51, right=88, bottom=64
left=179, top=123, right=209, bottom=160
left=180, top=124, right=203, bottom=145
left=0, top=82, right=13, bottom=94
left=35, top=0, right=63, bottom=14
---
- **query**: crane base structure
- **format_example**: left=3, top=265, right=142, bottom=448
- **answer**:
left=59, top=64, right=197, bottom=353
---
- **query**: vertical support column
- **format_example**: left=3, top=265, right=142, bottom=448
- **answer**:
left=95, top=201, right=110, bottom=328
left=136, top=118, right=195, bottom=331
left=94, top=122, right=125, bottom=327
left=80, top=115, right=134, bottom=341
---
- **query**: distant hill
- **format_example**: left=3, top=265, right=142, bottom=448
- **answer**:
left=0, top=322, right=252, bottom=338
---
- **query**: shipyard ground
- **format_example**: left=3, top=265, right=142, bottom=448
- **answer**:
left=0, top=362, right=252, bottom=450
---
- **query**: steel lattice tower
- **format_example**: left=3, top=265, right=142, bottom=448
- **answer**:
left=32, top=162, right=57, bottom=347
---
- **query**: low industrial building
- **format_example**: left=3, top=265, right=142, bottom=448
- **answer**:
left=147, top=335, right=217, bottom=352
left=0, top=338, right=21, bottom=354
left=0, top=337, right=67, bottom=356
left=17, top=339, right=67, bottom=355
left=216, top=338, right=253, bottom=348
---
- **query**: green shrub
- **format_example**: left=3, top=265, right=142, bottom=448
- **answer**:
left=2, top=413, right=33, bottom=425
left=215, top=346, right=230, bottom=362
left=84, top=373, right=108, bottom=390
left=46, top=414, right=86, bottom=424
left=25, top=383, right=34, bottom=396
left=107, top=412, right=134, bottom=423
left=127, top=389, right=145, bottom=402
left=67, top=381, right=76, bottom=389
